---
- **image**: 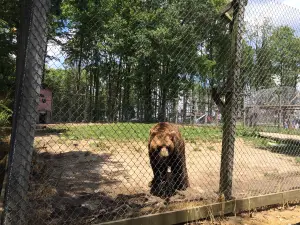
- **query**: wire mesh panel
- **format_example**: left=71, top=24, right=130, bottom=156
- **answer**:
left=233, top=0, right=300, bottom=199
left=3, top=0, right=300, bottom=224
left=2, top=0, right=51, bottom=224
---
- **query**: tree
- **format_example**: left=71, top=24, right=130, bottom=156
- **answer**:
left=44, top=0, right=234, bottom=123
left=270, top=26, right=300, bottom=87
left=0, top=0, right=19, bottom=96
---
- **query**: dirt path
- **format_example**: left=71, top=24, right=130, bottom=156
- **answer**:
left=29, top=133, right=300, bottom=224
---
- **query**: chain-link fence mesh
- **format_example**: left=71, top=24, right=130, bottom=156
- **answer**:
left=2, top=0, right=51, bottom=224
left=2, top=0, right=300, bottom=224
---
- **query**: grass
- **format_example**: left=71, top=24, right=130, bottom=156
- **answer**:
left=295, top=157, right=300, bottom=164
left=236, top=124, right=300, bottom=138
left=207, top=146, right=216, bottom=151
left=193, top=147, right=202, bottom=151
left=41, top=123, right=300, bottom=166
left=53, top=123, right=223, bottom=142
left=252, top=125, right=300, bottom=136
left=50, top=123, right=300, bottom=158
left=53, top=123, right=152, bottom=141
left=89, top=141, right=109, bottom=150
left=241, top=135, right=270, bottom=149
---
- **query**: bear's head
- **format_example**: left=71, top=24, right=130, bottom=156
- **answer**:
left=149, top=131, right=176, bottom=158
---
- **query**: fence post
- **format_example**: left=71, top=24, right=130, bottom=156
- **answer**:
left=2, top=0, right=51, bottom=224
left=219, top=0, right=247, bottom=200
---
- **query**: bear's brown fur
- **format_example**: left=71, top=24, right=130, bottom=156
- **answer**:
left=148, top=122, right=189, bottom=197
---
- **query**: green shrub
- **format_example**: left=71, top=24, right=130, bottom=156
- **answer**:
left=0, top=101, right=12, bottom=127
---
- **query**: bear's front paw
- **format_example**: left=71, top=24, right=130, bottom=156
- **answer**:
left=173, top=176, right=190, bottom=191
left=176, top=183, right=189, bottom=191
left=150, top=180, right=176, bottom=198
left=148, top=180, right=153, bottom=187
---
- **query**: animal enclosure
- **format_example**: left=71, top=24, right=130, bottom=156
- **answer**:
left=2, top=0, right=300, bottom=225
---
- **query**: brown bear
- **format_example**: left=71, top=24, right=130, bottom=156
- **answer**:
left=148, top=122, right=189, bottom=197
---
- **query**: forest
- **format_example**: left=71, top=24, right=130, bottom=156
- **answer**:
left=1, top=0, right=300, bottom=124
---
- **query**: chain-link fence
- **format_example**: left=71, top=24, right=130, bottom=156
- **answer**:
left=2, top=0, right=300, bottom=224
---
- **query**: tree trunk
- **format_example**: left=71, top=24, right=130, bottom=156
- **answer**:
left=182, top=92, right=188, bottom=123
left=122, top=64, right=131, bottom=121
left=144, top=72, right=152, bottom=122
left=158, top=62, right=168, bottom=122
left=159, top=87, right=167, bottom=121
left=88, top=68, right=93, bottom=121
left=94, top=68, right=100, bottom=122
left=116, top=57, right=122, bottom=122
left=77, top=32, right=84, bottom=92
left=191, top=88, right=196, bottom=125
left=83, top=68, right=89, bottom=122
left=219, top=0, right=246, bottom=200
left=154, top=84, right=158, bottom=121
left=173, top=98, right=178, bottom=123
left=106, top=56, right=113, bottom=122
left=137, top=94, right=142, bottom=120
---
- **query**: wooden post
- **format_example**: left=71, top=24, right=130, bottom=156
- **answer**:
left=278, top=92, right=282, bottom=129
left=2, top=0, right=51, bottom=224
left=219, top=0, right=247, bottom=200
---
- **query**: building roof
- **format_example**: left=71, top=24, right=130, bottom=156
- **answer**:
left=244, top=86, right=300, bottom=108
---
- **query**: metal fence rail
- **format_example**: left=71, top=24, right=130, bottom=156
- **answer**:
left=2, top=0, right=300, bottom=224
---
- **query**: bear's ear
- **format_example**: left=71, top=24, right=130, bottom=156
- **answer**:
left=149, top=128, right=157, bottom=136
left=169, top=131, right=177, bottom=142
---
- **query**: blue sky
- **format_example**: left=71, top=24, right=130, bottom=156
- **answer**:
left=47, top=40, right=66, bottom=69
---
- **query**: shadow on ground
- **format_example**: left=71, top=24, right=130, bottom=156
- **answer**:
left=35, top=126, right=68, bottom=137
left=264, top=140, right=300, bottom=157
left=27, top=149, right=174, bottom=225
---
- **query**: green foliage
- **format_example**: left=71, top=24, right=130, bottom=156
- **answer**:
left=45, top=0, right=300, bottom=123
left=235, top=126, right=270, bottom=149
left=45, top=0, right=232, bottom=122
left=236, top=126, right=259, bottom=138
left=0, top=100, right=12, bottom=126
left=2, top=0, right=300, bottom=126
left=244, top=20, right=300, bottom=90
left=0, top=0, right=18, bottom=95
left=244, top=19, right=275, bottom=89
left=269, top=26, right=300, bottom=87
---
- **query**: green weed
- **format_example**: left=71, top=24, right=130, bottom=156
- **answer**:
left=295, top=157, right=300, bottom=164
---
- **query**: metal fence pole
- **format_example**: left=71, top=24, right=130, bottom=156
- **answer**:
left=2, top=0, right=51, bottom=224
left=219, top=0, right=247, bottom=200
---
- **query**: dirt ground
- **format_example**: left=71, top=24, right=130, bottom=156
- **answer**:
left=29, top=128, right=300, bottom=224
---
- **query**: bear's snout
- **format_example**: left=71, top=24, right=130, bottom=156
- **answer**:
left=159, top=147, right=169, bottom=157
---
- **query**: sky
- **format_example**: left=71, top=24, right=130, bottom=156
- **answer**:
left=282, top=0, right=300, bottom=9
left=245, top=0, right=300, bottom=31
left=47, top=40, right=65, bottom=69
left=244, top=0, right=300, bottom=90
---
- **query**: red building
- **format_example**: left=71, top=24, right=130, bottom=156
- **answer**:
left=37, top=88, right=52, bottom=123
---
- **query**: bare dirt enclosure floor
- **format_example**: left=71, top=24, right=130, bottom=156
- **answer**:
left=29, top=125, right=300, bottom=225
